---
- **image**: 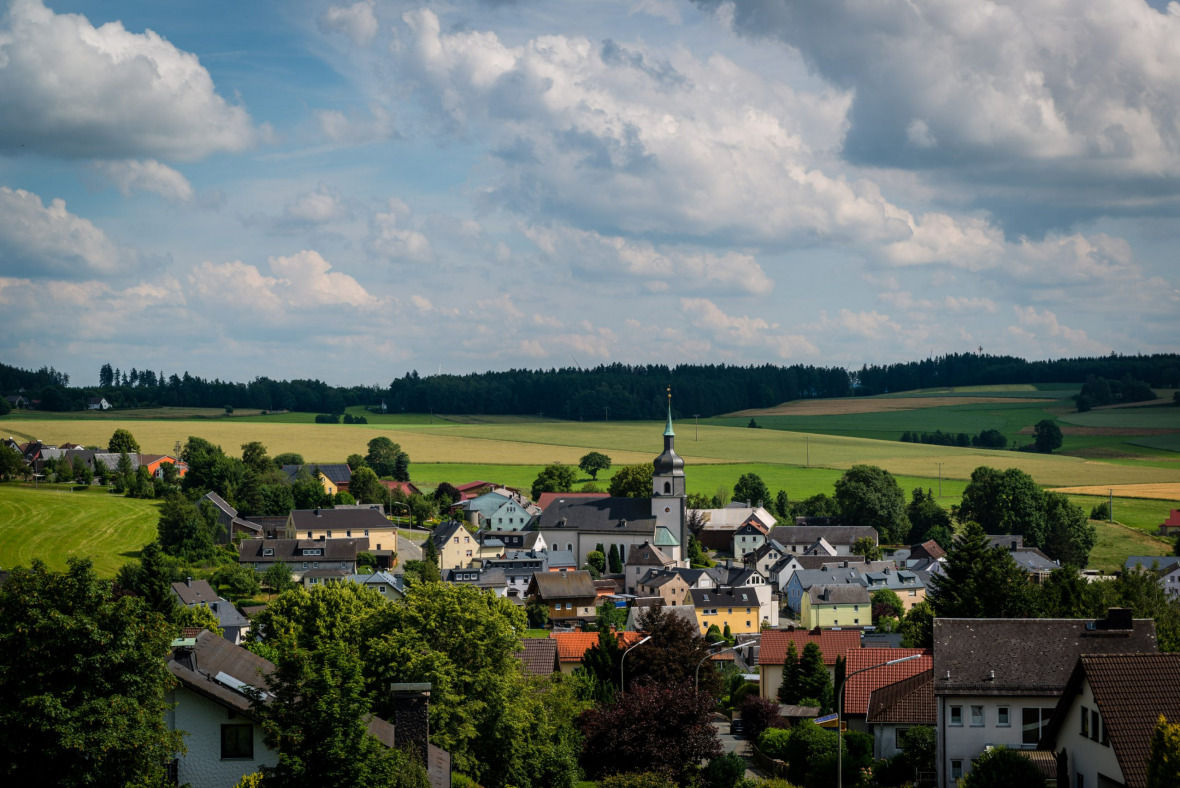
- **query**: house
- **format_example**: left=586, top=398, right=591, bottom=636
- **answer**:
left=527, top=570, right=598, bottom=623
left=165, top=631, right=450, bottom=788
left=863, top=566, right=926, bottom=611
left=732, top=520, right=771, bottom=559
left=199, top=491, right=249, bottom=544
left=1158, top=509, right=1180, bottom=538
left=635, top=568, right=691, bottom=608
left=842, top=648, right=933, bottom=733
left=452, top=480, right=516, bottom=501
left=458, top=490, right=540, bottom=530
left=907, top=540, right=947, bottom=562
left=866, top=670, right=936, bottom=760
left=551, top=630, right=647, bottom=674
left=767, top=525, right=879, bottom=556
left=345, top=571, right=405, bottom=601
left=533, top=411, right=687, bottom=568
left=799, top=584, right=872, bottom=629
left=285, top=508, right=397, bottom=552
left=172, top=578, right=219, bottom=607
left=688, top=586, right=766, bottom=636
left=783, top=562, right=875, bottom=613
left=933, top=610, right=1157, bottom=787
left=238, top=538, right=366, bottom=580
left=803, top=537, right=838, bottom=557
left=140, top=454, right=189, bottom=478
left=281, top=463, right=352, bottom=495
left=766, top=554, right=869, bottom=592
left=623, top=540, right=676, bottom=594
left=692, top=505, right=777, bottom=551
left=758, top=628, right=861, bottom=700
left=378, top=479, right=421, bottom=498
left=443, top=566, right=511, bottom=597
left=5, top=395, right=27, bottom=409
left=1040, top=653, right=1180, bottom=788
left=746, top=539, right=788, bottom=579
left=1124, top=555, right=1180, bottom=599
left=517, top=638, right=560, bottom=676
left=86, top=397, right=111, bottom=410
left=478, top=529, right=546, bottom=554
left=430, top=521, right=476, bottom=570
left=483, top=550, right=549, bottom=597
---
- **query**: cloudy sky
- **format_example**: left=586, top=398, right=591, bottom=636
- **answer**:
left=2, top=0, right=1178, bottom=386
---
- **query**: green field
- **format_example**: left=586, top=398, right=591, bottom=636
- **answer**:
left=1087, top=520, right=1173, bottom=574
left=0, top=484, right=160, bottom=576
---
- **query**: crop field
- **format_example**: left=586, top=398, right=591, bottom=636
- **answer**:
left=1051, top=484, right=1180, bottom=501
left=0, top=484, right=159, bottom=576
left=725, top=395, right=1058, bottom=417
left=8, top=406, right=267, bottom=420
left=1060, top=407, right=1180, bottom=430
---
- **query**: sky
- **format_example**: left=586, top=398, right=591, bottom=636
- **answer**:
left=1, top=0, right=1178, bottom=387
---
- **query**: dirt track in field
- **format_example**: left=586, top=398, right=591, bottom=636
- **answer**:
left=729, top=396, right=1056, bottom=417
left=1050, top=484, right=1180, bottom=500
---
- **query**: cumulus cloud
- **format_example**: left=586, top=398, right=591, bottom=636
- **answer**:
left=189, top=250, right=380, bottom=314
left=315, top=104, right=396, bottom=143
left=318, top=1, right=379, bottom=47
left=368, top=198, right=434, bottom=262
left=1007, top=306, right=1108, bottom=356
left=88, top=159, right=194, bottom=202
left=0, top=187, right=137, bottom=278
left=681, top=298, right=817, bottom=358
left=0, top=0, right=258, bottom=160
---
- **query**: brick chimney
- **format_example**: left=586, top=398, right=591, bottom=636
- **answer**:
left=390, top=682, right=431, bottom=763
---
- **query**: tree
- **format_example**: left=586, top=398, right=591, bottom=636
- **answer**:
left=834, top=464, right=909, bottom=544
left=851, top=536, right=881, bottom=560
left=107, top=427, right=140, bottom=454
left=626, top=606, right=723, bottom=696
left=526, top=599, right=549, bottom=629
left=241, top=441, right=271, bottom=475
left=0, top=558, right=182, bottom=786
left=609, top=463, right=654, bottom=498
left=581, top=627, right=625, bottom=693
left=797, top=642, right=833, bottom=714
left=0, top=444, right=23, bottom=480
left=579, top=681, right=722, bottom=784
left=579, top=452, right=612, bottom=480
left=176, top=603, right=224, bottom=636
left=957, top=466, right=1047, bottom=546
left=70, top=454, right=93, bottom=485
left=929, top=522, right=1037, bottom=619
left=119, top=540, right=180, bottom=619
left=701, top=752, right=746, bottom=788
left=1033, top=419, right=1064, bottom=453
left=906, top=487, right=955, bottom=548
left=774, top=489, right=790, bottom=519
left=608, top=544, right=622, bottom=574
left=157, top=494, right=220, bottom=561
left=898, top=726, right=936, bottom=775
left=253, top=639, right=428, bottom=788
left=962, top=746, right=1046, bottom=788
left=739, top=694, right=785, bottom=741
left=346, top=453, right=368, bottom=471
left=1147, top=714, right=1180, bottom=788
left=350, top=466, right=386, bottom=505
left=213, top=562, right=263, bottom=599
left=99, top=362, right=115, bottom=388
left=393, top=451, right=410, bottom=482
left=1041, top=491, right=1097, bottom=567
left=777, top=640, right=801, bottom=704
left=586, top=550, right=606, bottom=575
left=871, top=589, right=905, bottom=621
left=264, top=560, right=295, bottom=594
left=273, top=452, right=304, bottom=468
left=732, top=473, right=770, bottom=508
left=365, top=436, right=404, bottom=478
left=531, top=463, right=577, bottom=501
left=433, top=482, right=461, bottom=507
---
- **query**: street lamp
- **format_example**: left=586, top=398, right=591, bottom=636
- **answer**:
left=837, top=654, right=922, bottom=788
left=620, top=635, right=652, bottom=695
left=695, top=640, right=756, bottom=692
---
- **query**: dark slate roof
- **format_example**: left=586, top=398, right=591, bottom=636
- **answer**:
left=528, top=570, right=597, bottom=601
left=867, top=670, right=935, bottom=725
left=239, top=515, right=288, bottom=538
left=172, top=579, right=219, bottom=606
left=768, top=525, right=878, bottom=545
left=1042, top=653, right=1180, bottom=788
left=429, top=521, right=467, bottom=551
left=443, top=567, right=508, bottom=589
left=638, top=569, right=682, bottom=589
left=933, top=614, right=1157, bottom=697
left=790, top=566, right=867, bottom=590
left=517, top=638, right=559, bottom=676
left=808, top=584, right=871, bottom=605
left=1124, top=555, right=1180, bottom=572
left=537, top=497, right=657, bottom=534
left=200, top=491, right=236, bottom=518
left=689, top=586, right=760, bottom=607
left=672, top=568, right=713, bottom=587
left=626, top=542, right=673, bottom=567
left=289, top=508, right=390, bottom=530
left=238, top=538, right=366, bottom=562
left=210, top=599, right=249, bottom=630
left=1009, top=549, right=1059, bottom=573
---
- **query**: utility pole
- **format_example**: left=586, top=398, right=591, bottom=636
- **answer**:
left=1109, top=489, right=1114, bottom=523
left=806, top=437, right=809, bottom=468
left=937, top=463, right=944, bottom=498
left=693, top=414, right=700, bottom=441
left=604, top=406, right=609, bottom=422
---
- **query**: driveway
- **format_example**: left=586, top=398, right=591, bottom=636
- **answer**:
left=712, top=719, right=764, bottom=779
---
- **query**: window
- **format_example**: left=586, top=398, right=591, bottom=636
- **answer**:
left=1022, top=707, right=1055, bottom=746
left=1080, top=706, right=1089, bottom=737
left=312, top=562, right=319, bottom=569
left=854, top=605, right=860, bottom=612
left=378, top=585, right=386, bottom=593
left=998, top=707, right=1010, bottom=727
left=302, top=562, right=308, bottom=569
left=340, top=562, right=347, bottom=569
left=1090, top=709, right=1101, bottom=742
left=950, top=760, right=963, bottom=780
left=262, top=548, right=274, bottom=557
left=364, top=529, right=369, bottom=536
left=854, top=618, right=860, bottom=624
left=453, top=537, right=459, bottom=544
left=346, top=530, right=351, bottom=537
left=326, top=531, right=332, bottom=537
left=221, top=724, right=253, bottom=759
left=950, top=706, right=963, bottom=726
left=971, top=706, right=984, bottom=727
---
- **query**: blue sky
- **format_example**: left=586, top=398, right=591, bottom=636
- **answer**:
left=1, top=0, right=1177, bottom=386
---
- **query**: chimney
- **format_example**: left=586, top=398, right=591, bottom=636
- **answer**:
left=1098, top=608, right=1133, bottom=631
left=391, top=683, right=431, bottom=764
left=314, top=508, right=321, bottom=517
left=186, top=576, right=192, bottom=587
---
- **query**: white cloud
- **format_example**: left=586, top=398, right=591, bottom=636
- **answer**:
left=0, top=187, right=135, bottom=278
left=318, top=1, right=379, bottom=47
left=0, top=0, right=258, bottom=160
left=314, top=104, right=396, bottom=143
left=89, top=159, right=193, bottom=202
left=282, top=184, right=352, bottom=225
left=368, top=198, right=433, bottom=262
left=681, top=298, right=817, bottom=358
left=1008, top=306, right=1108, bottom=356
left=189, top=250, right=380, bottom=314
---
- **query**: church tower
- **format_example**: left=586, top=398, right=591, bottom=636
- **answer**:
left=652, top=388, right=687, bottom=566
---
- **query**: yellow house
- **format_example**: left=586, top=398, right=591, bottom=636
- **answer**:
left=687, top=587, right=764, bottom=636
left=285, top=508, right=398, bottom=553
left=430, top=520, right=477, bottom=570
left=799, top=584, right=871, bottom=629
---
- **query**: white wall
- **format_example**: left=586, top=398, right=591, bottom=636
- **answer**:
left=938, top=694, right=1057, bottom=787
left=1061, top=678, right=1124, bottom=787
left=170, top=687, right=277, bottom=788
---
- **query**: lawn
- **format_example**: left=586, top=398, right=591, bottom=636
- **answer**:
left=1087, top=519, right=1173, bottom=574
left=0, top=483, right=160, bottom=576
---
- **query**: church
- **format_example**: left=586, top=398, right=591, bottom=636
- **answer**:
left=533, top=396, right=688, bottom=570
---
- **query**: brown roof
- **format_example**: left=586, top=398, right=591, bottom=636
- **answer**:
left=807, top=584, right=871, bottom=605
left=626, top=541, right=673, bottom=567
left=909, top=540, right=946, bottom=561
left=517, top=638, right=559, bottom=675
left=759, top=628, right=861, bottom=667
left=866, top=669, right=935, bottom=725
left=528, top=569, right=597, bottom=601
left=1043, top=653, right=1180, bottom=788
left=844, top=649, right=933, bottom=716
left=172, top=579, right=219, bottom=606
left=535, top=491, right=609, bottom=510
left=238, top=538, right=367, bottom=562
left=934, top=614, right=1158, bottom=697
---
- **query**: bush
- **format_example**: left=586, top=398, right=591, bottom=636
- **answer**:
left=756, top=727, right=792, bottom=760
left=1090, top=502, right=1110, bottom=521
left=730, top=681, right=759, bottom=711
left=212, top=564, right=261, bottom=598
left=314, top=413, right=340, bottom=424
left=961, top=746, right=1045, bottom=788
left=740, top=694, right=785, bottom=741
left=703, top=753, right=746, bottom=788
left=598, top=772, right=678, bottom=788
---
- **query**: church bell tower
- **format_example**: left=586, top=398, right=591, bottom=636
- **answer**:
left=652, top=387, right=687, bottom=566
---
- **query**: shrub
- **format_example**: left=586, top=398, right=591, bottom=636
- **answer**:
left=740, top=693, right=785, bottom=741
left=703, top=753, right=746, bottom=788
left=1090, top=502, right=1110, bottom=521
left=962, top=746, right=1045, bottom=788
left=756, top=727, right=792, bottom=760
left=598, top=772, right=677, bottom=788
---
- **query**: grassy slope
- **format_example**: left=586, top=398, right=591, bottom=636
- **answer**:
left=0, top=484, right=159, bottom=576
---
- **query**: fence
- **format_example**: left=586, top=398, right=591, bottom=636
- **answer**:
left=749, top=742, right=790, bottom=779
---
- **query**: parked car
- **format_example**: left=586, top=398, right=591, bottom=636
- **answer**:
left=729, top=717, right=744, bottom=736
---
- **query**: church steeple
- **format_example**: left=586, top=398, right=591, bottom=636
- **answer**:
left=653, top=387, right=684, bottom=478
left=664, top=388, right=675, bottom=437
left=652, top=386, right=687, bottom=567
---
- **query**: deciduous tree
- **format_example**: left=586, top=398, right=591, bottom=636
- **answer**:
left=107, top=427, right=140, bottom=454
left=834, top=464, right=909, bottom=544
left=579, top=452, right=612, bottom=480
left=1147, top=714, right=1180, bottom=788
left=732, top=473, right=770, bottom=508
left=1033, top=419, right=1064, bottom=453
left=608, top=463, right=654, bottom=498
left=962, top=746, right=1045, bottom=788
left=906, top=487, right=954, bottom=548
left=531, top=463, right=577, bottom=500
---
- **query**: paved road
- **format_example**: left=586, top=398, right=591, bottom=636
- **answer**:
left=712, top=720, right=764, bottom=780
left=395, top=530, right=423, bottom=563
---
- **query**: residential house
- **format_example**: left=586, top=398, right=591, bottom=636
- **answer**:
left=799, top=584, right=872, bottom=629
left=172, top=578, right=220, bottom=607
left=285, top=508, right=397, bottom=553
left=140, top=454, right=189, bottom=478
left=430, top=521, right=476, bottom=570
left=483, top=550, right=549, bottom=598
left=550, top=630, right=646, bottom=674
left=443, top=566, right=511, bottom=598
left=672, top=567, right=719, bottom=590
left=166, top=631, right=450, bottom=788
left=517, top=638, right=559, bottom=677
left=478, top=530, right=546, bottom=554
left=281, top=463, right=352, bottom=495
left=692, top=505, right=777, bottom=551
left=86, top=397, right=112, bottom=410
left=623, top=541, right=676, bottom=594
left=746, top=539, right=788, bottom=579
left=636, top=568, right=692, bottom=608
left=933, top=611, right=1157, bottom=787
left=783, top=562, right=873, bottom=613
left=767, top=525, right=879, bottom=556
left=758, top=628, right=861, bottom=700
left=458, top=490, right=540, bottom=530
left=238, top=538, right=365, bottom=581
left=1040, top=653, right=1180, bottom=788
left=199, top=491, right=262, bottom=544
left=766, top=554, right=868, bottom=592
left=842, top=649, right=933, bottom=733
left=1123, top=555, right=1180, bottom=599
left=535, top=491, right=608, bottom=510
left=345, top=571, right=405, bottom=601
left=379, top=480, right=422, bottom=498
left=803, top=537, right=838, bottom=557
left=908, top=540, right=947, bottom=563
left=5, top=395, right=27, bottom=409
left=1158, top=509, right=1180, bottom=538
left=452, top=480, right=518, bottom=500
left=863, top=566, right=926, bottom=611
left=866, top=670, right=936, bottom=760
left=527, top=570, right=598, bottom=623
left=688, top=586, right=766, bottom=636
left=732, top=520, right=771, bottom=559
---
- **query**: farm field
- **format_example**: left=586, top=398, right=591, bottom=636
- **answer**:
left=1087, top=519, right=1173, bottom=574
left=1060, top=407, right=1180, bottom=430
left=0, top=484, right=159, bottom=576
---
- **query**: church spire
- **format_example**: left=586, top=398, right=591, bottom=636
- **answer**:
left=664, top=386, right=675, bottom=437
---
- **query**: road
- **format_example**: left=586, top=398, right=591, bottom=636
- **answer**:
left=712, top=719, right=764, bottom=780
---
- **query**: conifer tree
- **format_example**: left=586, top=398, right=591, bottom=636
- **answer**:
left=777, top=640, right=801, bottom=704
left=608, top=544, right=622, bottom=574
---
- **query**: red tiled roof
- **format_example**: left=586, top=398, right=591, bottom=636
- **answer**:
left=758, top=629, right=861, bottom=667
left=536, top=491, right=609, bottom=510
left=454, top=481, right=495, bottom=491
left=1163, top=510, right=1180, bottom=527
left=550, top=631, right=645, bottom=663
left=378, top=480, right=420, bottom=496
left=843, top=648, right=933, bottom=716
left=866, top=670, right=935, bottom=725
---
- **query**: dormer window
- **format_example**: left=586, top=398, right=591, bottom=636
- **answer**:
left=263, top=548, right=274, bottom=557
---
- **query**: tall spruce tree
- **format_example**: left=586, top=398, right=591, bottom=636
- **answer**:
left=777, top=640, right=801, bottom=704
left=929, top=521, right=1037, bottom=619
left=797, top=642, right=834, bottom=713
